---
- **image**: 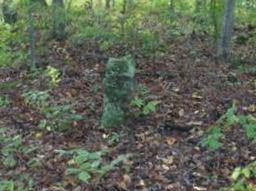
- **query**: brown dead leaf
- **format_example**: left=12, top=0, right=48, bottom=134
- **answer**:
left=162, top=164, right=170, bottom=170
left=166, top=137, right=177, bottom=145
left=192, top=92, right=203, bottom=99
left=193, top=186, right=207, bottom=191
left=135, top=179, right=147, bottom=190
left=161, top=156, right=174, bottom=165
left=186, top=121, right=203, bottom=126
left=178, top=109, right=185, bottom=117
left=248, top=104, right=256, bottom=112
left=118, top=174, right=131, bottom=189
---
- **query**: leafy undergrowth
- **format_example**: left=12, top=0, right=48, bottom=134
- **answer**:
left=0, top=36, right=255, bottom=191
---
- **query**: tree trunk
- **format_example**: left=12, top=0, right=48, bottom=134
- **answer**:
left=122, top=0, right=127, bottom=14
left=217, top=0, right=235, bottom=60
left=53, top=0, right=64, bottom=7
left=195, top=0, right=203, bottom=12
left=105, top=0, right=110, bottom=9
left=170, top=0, right=175, bottom=11
left=27, top=0, right=47, bottom=6
left=34, top=0, right=47, bottom=6
left=28, top=4, right=36, bottom=68
left=52, top=0, right=66, bottom=41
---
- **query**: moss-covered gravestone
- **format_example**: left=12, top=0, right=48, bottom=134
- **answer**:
left=2, top=0, right=17, bottom=24
left=101, top=56, right=135, bottom=127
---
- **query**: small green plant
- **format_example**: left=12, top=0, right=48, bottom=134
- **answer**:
left=0, top=24, right=13, bottom=68
left=22, top=90, right=50, bottom=107
left=0, top=180, right=14, bottom=191
left=103, top=132, right=124, bottom=145
left=40, top=104, right=84, bottom=132
left=45, top=65, right=61, bottom=86
left=131, top=97, right=160, bottom=116
left=130, top=83, right=160, bottom=116
left=0, top=128, right=22, bottom=169
left=22, top=90, right=83, bottom=132
left=0, top=95, right=10, bottom=107
left=0, top=174, right=34, bottom=191
left=0, top=128, right=37, bottom=169
left=238, top=115, right=256, bottom=141
left=91, top=83, right=101, bottom=94
left=201, top=126, right=223, bottom=150
left=218, top=106, right=239, bottom=128
left=139, top=29, right=162, bottom=57
left=201, top=105, right=256, bottom=150
left=136, top=84, right=150, bottom=96
left=56, top=149, right=128, bottom=182
left=224, top=161, right=256, bottom=191
left=0, top=23, right=26, bottom=68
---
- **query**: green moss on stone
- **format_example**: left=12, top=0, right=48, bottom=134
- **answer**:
left=101, top=56, right=135, bottom=127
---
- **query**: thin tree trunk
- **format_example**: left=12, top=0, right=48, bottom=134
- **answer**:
left=169, top=0, right=174, bottom=11
left=105, top=0, right=110, bottom=9
left=34, top=0, right=47, bottom=6
left=217, top=0, right=235, bottom=60
left=53, top=0, right=64, bottom=7
left=210, top=0, right=218, bottom=40
left=28, top=4, right=36, bottom=68
left=122, top=0, right=127, bottom=14
left=52, top=0, right=66, bottom=41
left=195, top=0, right=203, bottom=13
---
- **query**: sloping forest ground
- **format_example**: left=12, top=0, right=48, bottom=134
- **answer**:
left=0, top=7, right=256, bottom=191
left=1, top=34, right=255, bottom=191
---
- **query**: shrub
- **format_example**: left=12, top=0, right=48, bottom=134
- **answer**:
left=56, top=148, right=128, bottom=183
left=224, top=161, right=256, bottom=191
left=201, top=105, right=256, bottom=150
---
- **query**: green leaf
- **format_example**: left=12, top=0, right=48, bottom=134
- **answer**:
left=74, top=151, right=90, bottom=164
left=0, top=127, right=7, bottom=134
left=110, top=154, right=127, bottom=166
left=65, top=168, right=82, bottom=175
left=131, top=97, right=144, bottom=107
left=217, top=105, right=239, bottom=128
left=55, top=149, right=73, bottom=157
left=39, top=119, right=47, bottom=129
left=0, top=180, right=15, bottom=191
left=91, top=160, right=101, bottom=168
left=232, top=167, right=242, bottom=180
left=201, top=127, right=223, bottom=150
left=87, top=152, right=101, bottom=160
left=1, top=147, right=14, bottom=156
left=70, top=114, right=84, bottom=120
left=3, top=155, right=17, bottom=168
left=242, top=167, right=251, bottom=178
left=80, top=162, right=92, bottom=171
left=244, top=123, right=256, bottom=140
left=27, top=158, right=42, bottom=168
left=78, top=171, right=91, bottom=182
left=232, top=181, right=247, bottom=190
left=143, top=100, right=160, bottom=115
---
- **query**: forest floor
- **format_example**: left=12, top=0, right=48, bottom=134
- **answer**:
left=0, top=35, right=255, bottom=191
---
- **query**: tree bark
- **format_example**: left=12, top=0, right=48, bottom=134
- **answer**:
left=28, top=0, right=47, bottom=6
left=53, top=0, right=64, bottom=7
left=169, top=0, right=174, bottom=11
left=217, top=0, right=236, bottom=60
left=28, top=4, right=36, bottom=68
left=52, top=0, right=66, bottom=41
left=105, top=0, right=110, bottom=9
